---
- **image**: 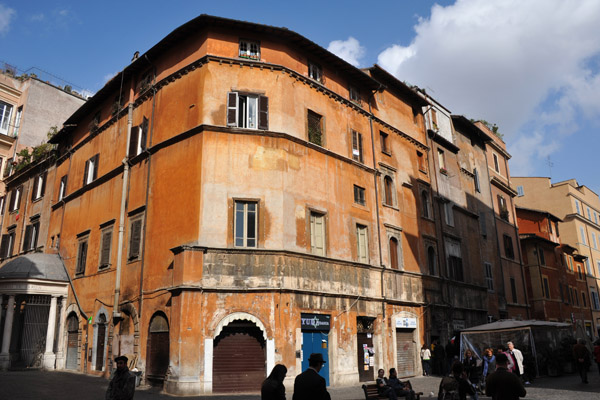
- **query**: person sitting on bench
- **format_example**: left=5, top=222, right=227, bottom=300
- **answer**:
left=387, top=368, right=415, bottom=400
left=376, top=368, right=397, bottom=400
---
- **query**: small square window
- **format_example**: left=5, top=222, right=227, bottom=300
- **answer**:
left=353, top=185, right=366, bottom=206
left=239, top=40, right=260, bottom=60
left=308, top=62, right=322, bottom=83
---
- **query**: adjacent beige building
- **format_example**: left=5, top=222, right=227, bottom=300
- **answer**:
left=513, top=177, right=600, bottom=337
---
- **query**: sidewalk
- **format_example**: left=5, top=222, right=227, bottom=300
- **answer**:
left=0, top=368, right=598, bottom=399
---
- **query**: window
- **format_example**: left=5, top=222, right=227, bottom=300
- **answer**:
left=587, top=207, right=592, bottom=220
left=591, top=289, right=600, bottom=310
left=128, top=213, right=144, bottom=260
left=568, top=255, right=574, bottom=272
left=383, top=175, right=395, bottom=206
left=353, top=185, right=365, bottom=206
left=559, top=283, right=564, bottom=302
left=0, top=100, right=13, bottom=135
left=593, top=232, right=598, bottom=249
left=492, top=153, right=500, bottom=173
left=349, top=86, right=360, bottom=103
left=235, top=201, right=257, bottom=248
left=497, top=195, right=509, bottom=221
left=227, top=92, right=269, bottom=130
left=503, top=234, right=514, bottom=259
left=474, top=168, right=481, bottom=192
left=12, top=106, right=22, bottom=136
left=511, top=277, right=519, bottom=303
left=307, top=110, right=323, bottom=146
left=31, top=172, right=47, bottom=201
left=585, top=258, right=591, bottom=275
left=479, top=212, right=487, bottom=238
left=484, top=262, right=494, bottom=291
left=380, top=131, right=390, bottom=154
left=0, top=196, right=4, bottom=215
left=0, top=229, right=16, bottom=259
left=582, top=291, right=587, bottom=308
left=580, top=227, right=586, bottom=245
left=389, top=236, right=399, bottom=269
left=429, top=109, right=438, bottom=130
left=417, top=151, right=426, bottom=172
left=238, top=39, right=260, bottom=60
left=22, top=218, right=40, bottom=251
left=129, top=117, right=148, bottom=157
left=437, top=149, right=446, bottom=171
left=8, top=185, right=22, bottom=212
left=83, top=154, right=99, bottom=185
left=575, top=199, right=581, bottom=215
left=58, top=175, right=68, bottom=201
left=356, top=224, right=369, bottom=263
left=574, top=287, right=580, bottom=306
left=99, top=227, right=113, bottom=269
left=595, top=212, right=598, bottom=224
left=351, top=130, right=364, bottom=163
left=421, top=191, right=431, bottom=219
left=308, top=61, right=322, bottom=82
left=517, top=185, right=524, bottom=196
left=578, top=264, right=584, bottom=280
left=310, top=212, right=325, bottom=256
left=448, top=256, right=464, bottom=281
left=137, top=70, right=154, bottom=93
left=444, top=202, right=454, bottom=227
left=427, top=246, right=436, bottom=275
left=537, top=247, right=545, bottom=265
left=76, top=237, right=88, bottom=275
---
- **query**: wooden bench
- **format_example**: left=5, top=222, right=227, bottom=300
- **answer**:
left=361, top=382, right=422, bottom=400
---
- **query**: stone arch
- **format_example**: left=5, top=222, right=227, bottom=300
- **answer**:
left=92, top=307, right=109, bottom=371
left=111, top=303, right=140, bottom=367
left=214, top=311, right=268, bottom=340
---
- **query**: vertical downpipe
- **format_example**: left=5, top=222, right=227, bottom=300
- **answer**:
left=113, top=104, right=133, bottom=319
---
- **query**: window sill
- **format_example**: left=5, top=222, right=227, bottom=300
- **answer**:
left=352, top=203, right=368, bottom=211
left=382, top=203, right=399, bottom=211
left=421, top=216, right=435, bottom=222
left=381, top=150, right=392, bottom=157
left=419, top=168, right=428, bottom=174
left=32, top=197, right=43, bottom=203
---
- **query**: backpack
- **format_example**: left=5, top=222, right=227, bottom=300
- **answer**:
left=440, top=376, right=460, bottom=400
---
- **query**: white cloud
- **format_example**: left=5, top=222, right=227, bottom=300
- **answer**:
left=377, top=0, right=600, bottom=175
left=0, top=4, right=16, bottom=35
left=30, top=13, right=45, bottom=22
left=327, top=37, right=365, bottom=67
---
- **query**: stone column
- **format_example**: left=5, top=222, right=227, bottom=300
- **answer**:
left=0, top=295, right=15, bottom=370
left=55, top=297, right=67, bottom=369
left=42, top=295, right=58, bottom=369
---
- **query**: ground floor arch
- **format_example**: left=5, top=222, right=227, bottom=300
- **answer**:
left=146, top=312, right=169, bottom=385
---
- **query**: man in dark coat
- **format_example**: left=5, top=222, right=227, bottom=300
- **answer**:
left=293, top=353, right=330, bottom=400
left=572, top=338, right=590, bottom=384
left=485, top=353, right=526, bottom=400
left=106, top=355, right=136, bottom=400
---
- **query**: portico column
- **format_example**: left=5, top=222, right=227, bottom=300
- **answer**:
left=0, top=295, right=15, bottom=370
left=42, top=295, right=58, bottom=369
left=55, top=297, right=67, bottom=369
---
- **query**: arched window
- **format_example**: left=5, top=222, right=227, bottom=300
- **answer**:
left=421, top=190, right=430, bottom=218
left=384, top=176, right=394, bottom=206
left=389, top=237, right=399, bottom=270
left=427, top=246, right=436, bottom=275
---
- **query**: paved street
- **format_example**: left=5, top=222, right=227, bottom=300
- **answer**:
left=0, top=367, right=598, bottom=399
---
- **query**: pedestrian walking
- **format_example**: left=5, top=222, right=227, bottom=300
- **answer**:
left=462, top=350, right=480, bottom=399
left=376, top=368, right=397, bottom=400
left=572, top=338, right=591, bottom=384
left=506, top=342, right=524, bottom=380
left=292, top=353, right=330, bottom=400
left=421, top=344, right=432, bottom=376
left=485, top=353, right=526, bottom=400
left=105, top=355, right=136, bottom=400
left=262, top=364, right=287, bottom=400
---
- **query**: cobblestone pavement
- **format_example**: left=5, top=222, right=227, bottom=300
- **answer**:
left=0, top=367, right=598, bottom=400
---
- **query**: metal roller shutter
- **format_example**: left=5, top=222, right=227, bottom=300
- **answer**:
left=396, top=330, right=416, bottom=377
left=213, top=332, right=265, bottom=393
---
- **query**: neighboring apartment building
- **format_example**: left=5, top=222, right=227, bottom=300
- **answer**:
left=517, top=206, right=593, bottom=335
left=0, top=15, right=438, bottom=395
left=478, top=123, right=528, bottom=320
left=513, top=177, right=600, bottom=338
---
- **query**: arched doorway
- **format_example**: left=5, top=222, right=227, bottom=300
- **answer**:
left=95, top=314, right=107, bottom=371
left=65, top=313, right=79, bottom=370
left=213, top=320, right=266, bottom=393
left=146, top=313, right=169, bottom=385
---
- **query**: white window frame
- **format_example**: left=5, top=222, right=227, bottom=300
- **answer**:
left=356, top=224, right=369, bottom=264
left=33, top=174, right=44, bottom=200
left=0, top=101, right=13, bottom=136
left=234, top=201, right=258, bottom=248
left=238, top=39, right=260, bottom=60
left=516, top=185, right=524, bottom=197
left=58, top=175, right=67, bottom=201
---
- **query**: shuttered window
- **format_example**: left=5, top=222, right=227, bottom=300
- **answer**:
left=83, top=154, right=99, bottom=185
left=129, top=117, right=148, bottom=157
left=352, top=130, right=363, bottom=163
left=128, top=216, right=144, bottom=261
left=58, top=175, right=68, bottom=201
left=307, top=110, right=322, bottom=146
left=31, top=172, right=47, bottom=201
left=357, top=224, right=369, bottom=263
left=9, top=185, right=22, bottom=212
left=226, top=92, right=268, bottom=130
left=22, top=220, right=40, bottom=252
left=99, top=228, right=113, bottom=268
left=76, top=239, right=88, bottom=275
left=310, top=212, right=325, bottom=256
left=0, top=230, right=15, bottom=259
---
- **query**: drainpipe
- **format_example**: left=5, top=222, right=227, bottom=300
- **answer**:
left=113, top=104, right=133, bottom=320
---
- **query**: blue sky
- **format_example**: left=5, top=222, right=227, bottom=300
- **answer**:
left=2, top=1, right=600, bottom=194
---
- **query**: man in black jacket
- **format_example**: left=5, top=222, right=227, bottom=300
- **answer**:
left=486, top=353, right=526, bottom=400
left=293, top=353, right=331, bottom=400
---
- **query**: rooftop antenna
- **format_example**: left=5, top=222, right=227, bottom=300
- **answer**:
left=546, top=156, right=554, bottom=178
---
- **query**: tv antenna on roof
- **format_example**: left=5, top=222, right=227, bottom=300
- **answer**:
left=546, top=156, right=554, bottom=178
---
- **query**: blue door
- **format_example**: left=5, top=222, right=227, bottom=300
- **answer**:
left=301, top=331, right=329, bottom=386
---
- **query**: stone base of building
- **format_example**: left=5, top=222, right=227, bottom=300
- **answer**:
left=164, top=376, right=203, bottom=396
left=42, top=353, right=56, bottom=369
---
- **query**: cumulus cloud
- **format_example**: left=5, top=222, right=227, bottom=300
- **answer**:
left=328, top=37, right=365, bottom=67
left=377, top=0, right=600, bottom=176
left=0, top=4, right=16, bottom=35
